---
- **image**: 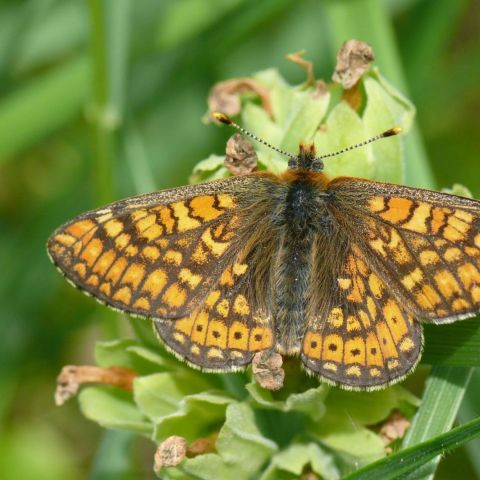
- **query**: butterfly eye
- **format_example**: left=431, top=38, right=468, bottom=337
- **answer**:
left=311, top=160, right=324, bottom=171
left=288, top=158, right=299, bottom=169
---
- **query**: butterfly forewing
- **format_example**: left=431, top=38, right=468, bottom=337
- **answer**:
left=48, top=173, right=282, bottom=371
left=48, top=176, right=267, bottom=319
left=329, top=178, right=480, bottom=323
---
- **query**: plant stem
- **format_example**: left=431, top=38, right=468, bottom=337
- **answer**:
left=87, top=3, right=135, bottom=477
left=87, top=0, right=130, bottom=205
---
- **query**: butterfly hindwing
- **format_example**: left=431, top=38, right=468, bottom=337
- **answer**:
left=154, top=252, right=274, bottom=370
left=302, top=243, right=423, bottom=389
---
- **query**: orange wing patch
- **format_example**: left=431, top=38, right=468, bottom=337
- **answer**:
left=302, top=245, right=422, bottom=389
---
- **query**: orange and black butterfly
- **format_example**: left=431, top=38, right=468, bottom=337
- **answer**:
left=48, top=112, right=480, bottom=390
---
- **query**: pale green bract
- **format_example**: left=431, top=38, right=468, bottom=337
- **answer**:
left=195, top=67, right=415, bottom=183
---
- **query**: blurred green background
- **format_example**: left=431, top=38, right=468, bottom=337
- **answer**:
left=0, top=0, right=479, bottom=478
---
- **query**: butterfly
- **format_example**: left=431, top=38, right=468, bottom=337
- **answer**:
left=48, top=112, right=480, bottom=390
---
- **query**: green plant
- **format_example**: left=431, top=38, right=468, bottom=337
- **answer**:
left=61, top=53, right=480, bottom=479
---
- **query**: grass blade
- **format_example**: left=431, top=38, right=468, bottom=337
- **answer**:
left=400, top=366, right=472, bottom=480
left=423, top=319, right=480, bottom=366
left=343, top=414, right=480, bottom=480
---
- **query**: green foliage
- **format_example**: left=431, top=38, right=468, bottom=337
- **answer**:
left=344, top=415, right=480, bottom=480
left=79, top=334, right=419, bottom=478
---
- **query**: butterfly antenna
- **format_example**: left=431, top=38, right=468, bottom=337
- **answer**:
left=212, top=112, right=296, bottom=159
left=213, top=112, right=402, bottom=163
left=315, top=127, right=403, bottom=161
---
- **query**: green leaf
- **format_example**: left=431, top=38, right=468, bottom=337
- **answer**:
left=162, top=454, right=240, bottom=480
left=95, top=339, right=141, bottom=367
left=78, top=386, right=152, bottom=435
left=312, top=420, right=385, bottom=463
left=161, top=403, right=277, bottom=480
left=134, top=373, right=212, bottom=420
left=152, top=391, right=235, bottom=442
left=135, top=374, right=232, bottom=441
left=127, top=344, right=182, bottom=370
left=309, top=386, right=418, bottom=463
left=189, top=154, right=227, bottom=183
left=216, top=403, right=278, bottom=463
left=400, top=366, right=473, bottom=480
left=247, top=65, right=331, bottom=176
left=442, top=182, right=473, bottom=198
left=423, top=319, right=480, bottom=366
left=246, top=381, right=328, bottom=421
left=254, top=68, right=293, bottom=127
left=95, top=338, right=177, bottom=373
left=315, top=101, right=374, bottom=179
left=343, top=415, right=480, bottom=480
left=367, top=68, right=416, bottom=133
left=324, top=386, right=418, bottom=426
left=129, top=314, right=164, bottom=348
left=260, top=443, right=340, bottom=480
left=362, top=76, right=406, bottom=183
left=242, top=102, right=284, bottom=173
left=279, top=87, right=330, bottom=156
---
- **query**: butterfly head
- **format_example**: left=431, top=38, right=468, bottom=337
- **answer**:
left=288, top=143, right=324, bottom=172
